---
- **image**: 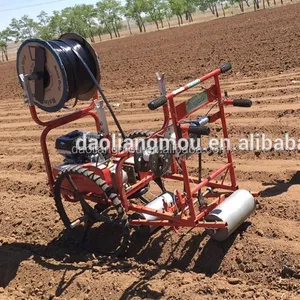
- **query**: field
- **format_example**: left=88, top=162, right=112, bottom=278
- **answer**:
left=1, top=3, right=300, bottom=300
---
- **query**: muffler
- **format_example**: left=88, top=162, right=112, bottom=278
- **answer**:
left=205, top=189, right=256, bottom=241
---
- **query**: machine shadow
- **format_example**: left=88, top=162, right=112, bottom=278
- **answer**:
left=193, top=221, right=251, bottom=275
left=0, top=233, right=94, bottom=294
left=129, top=222, right=251, bottom=275
left=0, top=221, right=251, bottom=296
left=119, top=222, right=251, bottom=299
left=260, top=171, right=300, bottom=198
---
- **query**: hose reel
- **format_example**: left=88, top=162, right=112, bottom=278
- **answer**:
left=16, top=33, right=101, bottom=112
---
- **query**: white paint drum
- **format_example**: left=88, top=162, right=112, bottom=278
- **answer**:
left=205, top=189, right=256, bottom=241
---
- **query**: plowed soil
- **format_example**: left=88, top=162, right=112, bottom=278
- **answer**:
left=1, top=3, right=300, bottom=300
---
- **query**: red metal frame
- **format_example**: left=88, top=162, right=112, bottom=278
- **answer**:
left=29, top=94, right=101, bottom=194
left=28, top=66, right=255, bottom=231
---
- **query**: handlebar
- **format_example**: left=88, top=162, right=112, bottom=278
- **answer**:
left=148, top=95, right=168, bottom=110
left=233, top=99, right=252, bottom=107
left=148, top=63, right=234, bottom=110
left=188, top=125, right=210, bottom=136
left=220, top=63, right=232, bottom=73
left=224, top=99, right=252, bottom=107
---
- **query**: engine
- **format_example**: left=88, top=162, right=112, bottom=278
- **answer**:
left=55, top=130, right=147, bottom=196
left=55, top=130, right=110, bottom=164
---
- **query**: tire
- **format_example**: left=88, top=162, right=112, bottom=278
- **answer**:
left=124, top=130, right=153, bottom=140
left=53, top=165, right=130, bottom=256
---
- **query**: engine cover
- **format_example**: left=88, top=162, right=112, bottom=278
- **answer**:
left=55, top=130, right=109, bottom=163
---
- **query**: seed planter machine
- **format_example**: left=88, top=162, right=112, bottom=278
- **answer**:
left=17, top=33, right=258, bottom=256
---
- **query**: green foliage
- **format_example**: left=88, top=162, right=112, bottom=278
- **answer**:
left=96, top=0, right=123, bottom=38
left=169, top=0, right=185, bottom=16
left=47, top=11, right=68, bottom=38
left=184, top=0, right=197, bottom=14
left=0, top=28, right=11, bottom=61
left=76, top=4, right=97, bottom=41
left=4, top=0, right=233, bottom=45
left=36, top=11, right=55, bottom=40
left=125, top=0, right=148, bottom=32
left=195, top=0, right=212, bottom=12
left=144, top=0, right=169, bottom=29
left=9, top=15, right=38, bottom=43
left=60, top=6, right=87, bottom=37
left=168, top=0, right=185, bottom=24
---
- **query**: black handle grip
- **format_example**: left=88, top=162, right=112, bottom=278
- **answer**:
left=220, top=63, right=232, bottom=73
left=188, top=125, right=210, bottom=136
left=233, top=99, right=252, bottom=107
left=148, top=95, right=168, bottom=110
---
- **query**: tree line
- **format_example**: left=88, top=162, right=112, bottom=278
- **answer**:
left=0, top=0, right=293, bottom=61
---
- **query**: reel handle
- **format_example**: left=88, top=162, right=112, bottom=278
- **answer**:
left=148, top=95, right=168, bottom=110
left=188, top=125, right=210, bottom=136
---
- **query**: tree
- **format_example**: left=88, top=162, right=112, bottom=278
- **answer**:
left=123, top=4, right=133, bottom=34
left=163, top=4, right=174, bottom=28
left=228, top=0, right=244, bottom=12
left=60, top=7, right=87, bottom=37
left=220, top=1, right=226, bottom=17
left=93, top=25, right=105, bottom=41
left=36, top=11, right=55, bottom=40
left=0, top=28, right=11, bottom=61
left=125, top=14, right=133, bottom=34
left=196, top=0, right=210, bottom=13
left=157, top=0, right=171, bottom=28
left=96, top=0, right=123, bottom=38
left=196, top=0, right=219, bottom=16
left=76, top=4, right=97, bottom=42
left=47, top=11, right=65, bottom=37
left=169, top=0, right=185, bottom=25
left=183, top=0, right=196, bottom=22
left=253, top=0, right=260, bottom=10
left=144, top=0, right=168, bottom=30
left=214, top=1, right=219, bottom=17
left=96, top=3, right=113, bottom=39
left=126, top=0, right=147, bottom=33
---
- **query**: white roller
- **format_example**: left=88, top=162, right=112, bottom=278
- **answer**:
left=141, top=192, right=174, bottom=221
left=205, top=189, right=256, bottom=241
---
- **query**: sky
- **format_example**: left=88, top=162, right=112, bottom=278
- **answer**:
left=0, top=0, right=124, bottom=31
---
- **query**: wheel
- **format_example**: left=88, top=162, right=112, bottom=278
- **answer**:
left=53, top=165, right=130, bottom=256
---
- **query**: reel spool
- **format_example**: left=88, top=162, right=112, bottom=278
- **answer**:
left=16, top=33, right=101, bottom=112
